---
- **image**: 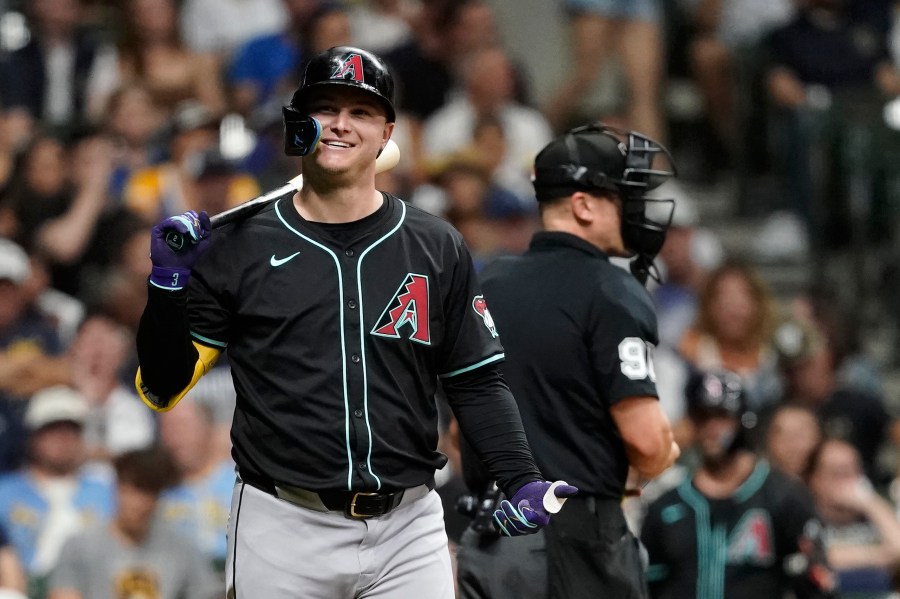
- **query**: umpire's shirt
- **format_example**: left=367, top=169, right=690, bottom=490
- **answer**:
left=136, top=193, right=541, bottom=496
left=479, top=231, right=659, bottom=499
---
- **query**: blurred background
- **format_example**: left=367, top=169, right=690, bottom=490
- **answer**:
left=0, top=0, right=899, bottom=597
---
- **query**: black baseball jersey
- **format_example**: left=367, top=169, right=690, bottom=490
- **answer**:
left=138, top=192, right=541, bottom=494
left=477, top=231, right=659, bottom=499
left=641, top=461, right=832, bottom=599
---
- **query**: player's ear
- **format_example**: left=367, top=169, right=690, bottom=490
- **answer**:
left=381, top=122, right=394, bottom=147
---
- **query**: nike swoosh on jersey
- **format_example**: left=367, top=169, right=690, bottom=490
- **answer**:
left=270, top=252, right=301, bottom=267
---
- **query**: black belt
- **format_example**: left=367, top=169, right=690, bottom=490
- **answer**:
left=240, top=470, right=433, bottom=519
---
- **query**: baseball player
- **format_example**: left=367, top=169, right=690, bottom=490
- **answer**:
left=134, top=46, right=575, bottom=598
left=641, top=370, right=837, bottom=599
left=456, top=123, right=681, bottom=599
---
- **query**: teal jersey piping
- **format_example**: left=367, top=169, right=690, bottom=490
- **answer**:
left=439, top=353, right=505, bottom=379
left=190, top=331, right=228, bottom=348
left=356, top=200, right=407, bottom=490
left=274, top=199, right=354, bottom=490
left=678, top=480, right=717, bottom=599
left=733, top=460, right=770, bottom=504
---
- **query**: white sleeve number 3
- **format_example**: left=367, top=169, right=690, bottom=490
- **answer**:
left=618, top=337, right=656, bottom=382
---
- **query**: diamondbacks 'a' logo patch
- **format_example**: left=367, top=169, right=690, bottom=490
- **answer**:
left=472, top=295, right=498, bottom=338
left=331, top=53, right=364, bottom=82
left=372, top=274, right=431, bottom=345
left=727, top=509, right=774, bottom=566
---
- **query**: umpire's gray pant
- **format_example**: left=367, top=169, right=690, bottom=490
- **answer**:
left=225, top=481, right=454, bottom=598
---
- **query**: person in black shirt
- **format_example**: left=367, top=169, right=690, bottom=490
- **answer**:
left=641, top=370, right=837, bottom=599
left=456, top=123, right=680, bottom=599
left=133, top=46, right=574, bottom=599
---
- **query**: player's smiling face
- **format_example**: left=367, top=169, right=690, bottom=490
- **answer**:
left=306, top=87, right=393, bottom=175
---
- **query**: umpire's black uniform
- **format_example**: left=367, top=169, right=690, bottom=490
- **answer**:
left=457, top=232, right=657, bottom=599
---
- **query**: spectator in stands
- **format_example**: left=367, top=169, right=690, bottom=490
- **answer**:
left=91, top=218, right=152, bottom=334
left=227, top=0, right=325, bottom=117
left=806, top=436, right=900, bottom=597
left=0, top=0, right=119, bottom=140
left=652, top=185, right=723, bottom=349
left=543, top=0, right=666, bottom=141
left=776, top=316, right=890, bottom=484
left=791, top=290, right=884, bottom=397
left=348, top=0, right=415, bottom=55
left=419, top=156, right=532, bottom=269
left=687, top=0, right=794, bottom=165
left=117, top=0, right=227, bottom=118
left=678, top=260, right=782, bottom=411
left=48, top=447, right=221, bottom=599
left=158, top=401, right=234, bottom=573
left=765, top=0, right=900, bottom=251
left=0, top=132, right=114, bottom=297
left=764, top=402, right=823, bottom=478
left=422, top=45, right=553, bottom=203
left=100, top=84, right=166, bottom=204
left=68, top=313, right=155, bottom=478
left=385, top=0, right=507, bottom=185
left=123, top=101, right=259, bottom=223
left=0, top=523, right=26, bottom=598
left=180, top=0, right=288, bottom=60
left=0, top=386, right=114, bottom=597
left=0, top=241, right=70, bottom=473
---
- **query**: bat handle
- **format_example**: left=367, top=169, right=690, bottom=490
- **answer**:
left=165, top=231, right=187, bottom=252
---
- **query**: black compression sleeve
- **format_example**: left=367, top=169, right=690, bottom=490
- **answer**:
left=136, top=285, right=199, bottom=402
left=443, top=364, right=543, bottom=496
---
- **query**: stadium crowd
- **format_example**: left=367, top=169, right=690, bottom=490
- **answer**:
left=0, top=0, right=899, bottom=597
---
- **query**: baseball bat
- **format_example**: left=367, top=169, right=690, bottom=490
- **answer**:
left=165, top=139, right=401, bottom=250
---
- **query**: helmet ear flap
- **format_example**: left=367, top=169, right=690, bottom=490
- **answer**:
left=282, top=109, right=322, bottom=156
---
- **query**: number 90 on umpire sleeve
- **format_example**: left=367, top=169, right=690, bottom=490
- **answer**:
left=617, top=337, right=657, bottom=382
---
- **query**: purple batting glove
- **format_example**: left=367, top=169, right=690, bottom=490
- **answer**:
left=493, top=480, right=579, bottom=537
left=149, top=210, right=212, bottom=291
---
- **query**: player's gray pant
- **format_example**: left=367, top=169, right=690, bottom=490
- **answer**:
left=224, top=481, right=454, bottom=598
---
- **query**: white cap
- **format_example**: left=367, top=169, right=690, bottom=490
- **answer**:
left=0, top=238, right=30, bottom=284
left=25, top=386, right=88, bottom=431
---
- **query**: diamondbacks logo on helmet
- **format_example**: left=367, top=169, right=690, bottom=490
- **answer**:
left=472, top=295, right=498, bottom=338
left=331, top=53, right=365, bottom=83
left=372, top=274, right=431, bottom=345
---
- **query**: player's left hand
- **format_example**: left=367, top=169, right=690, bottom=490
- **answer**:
left=493, top=480, right=578, bottom=537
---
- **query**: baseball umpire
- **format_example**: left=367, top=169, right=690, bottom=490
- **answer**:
left=133, top=46, right=575, bottom=598
left=456, top=123, right=681, bottom=599
left=641, top=369, right=837, bottom=599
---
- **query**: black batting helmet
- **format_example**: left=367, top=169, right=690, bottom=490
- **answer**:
left=531, top=123, right=677, bottom=282
left=282, top=46, right=396, bottom=156
left=686, top=369, right=747, bottom=419
left=685, top=369, right=758, bottom=454
left=290, top=46, right=395, bottom=122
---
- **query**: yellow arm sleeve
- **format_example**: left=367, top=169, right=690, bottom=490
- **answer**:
left=135, top=341, right=222, bottom=412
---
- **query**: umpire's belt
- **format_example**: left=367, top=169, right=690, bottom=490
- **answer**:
left=240, top=470, right=432, bottom=519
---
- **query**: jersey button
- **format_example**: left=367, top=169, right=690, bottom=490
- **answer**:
left=345, top=248, right=355, bottom=257
left=354, top=409, right=363, bottom=418
left=351, top=354, right=361, bottom=364
left=358, top=462, right=367, bottom=470
left=347, top=299, right=357, bottom=309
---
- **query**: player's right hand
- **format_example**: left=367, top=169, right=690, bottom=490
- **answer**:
left=149, top=210, right=212, bottom=291
left=492, top=480, right=578, bottom=537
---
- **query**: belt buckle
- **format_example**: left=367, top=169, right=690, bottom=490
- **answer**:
left=347, top=492, right=380, bottom=519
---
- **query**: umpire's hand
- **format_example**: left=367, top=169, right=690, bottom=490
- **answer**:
left=492, top=480, right=578, bottom=537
